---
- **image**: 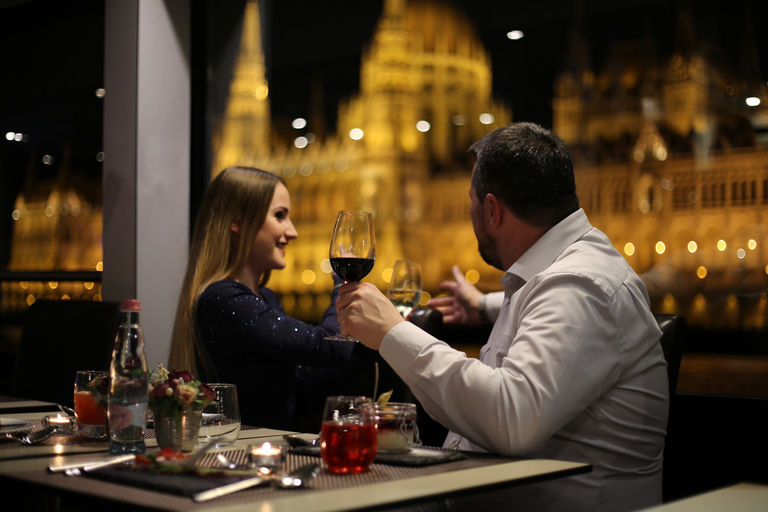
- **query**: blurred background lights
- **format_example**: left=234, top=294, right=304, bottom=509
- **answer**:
left=299, top=162, right=313, bottom=176
left=419, top=291, right=431, bottom=306
left=737, top=248, right=746, bottom=259
left=96, top=151, right=105, bottom=162
left=292, top=117, right=307, bottom=129
left=479, top=113, right=495, bottom=125
left=11, top=210, right=20, bottom=221
left=717, top=239, right=727, bottom=251
left=382, top=267, right=393, bottom=283
left=748, top=239, right=757, bottom=250
left=465, top=269, right=480, bottom=284
left=42, top=155, right=54, bottom=165
left=334, top=159, right=349, bottom=171
left=697, top=266, right=707, bottom=279
left=95, top=88, right=105, bottom=98
left=294, top=136, right=308, bottom=148
left=306, top=133, right=316, bottom=143
left=349, top=128, right=364, bottom=140
left=452, top=115, right=466, bottom=125
left=416, top=120, right=431, bottom=132
left=655, top=241, right=666, bottom=254
left=687, top=241, right=697, bottom=253
left=745, top=97, right=760, bottom=107
left=320, top=259, right=332, bottom=273
left=300, top=269, right=316, bottom=285
left=506, top=30, right=524, bottom=40
left=624, top=242, right=635, bottom=256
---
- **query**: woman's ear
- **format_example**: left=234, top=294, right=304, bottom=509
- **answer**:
left=231, top=215, right=242, bottom=235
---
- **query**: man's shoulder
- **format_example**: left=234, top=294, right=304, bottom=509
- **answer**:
left=544, top=229, right=639, bottom=295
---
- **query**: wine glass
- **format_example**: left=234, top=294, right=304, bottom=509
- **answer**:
left=327, top=210, right=376, bottom=341
left=388, top=260, right=422, bottom=317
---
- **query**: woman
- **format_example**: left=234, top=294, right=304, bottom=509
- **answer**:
left=169, top=167, right=369, bottom=430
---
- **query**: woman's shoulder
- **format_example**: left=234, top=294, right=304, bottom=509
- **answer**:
left=199, top=279, right=254, bottom=302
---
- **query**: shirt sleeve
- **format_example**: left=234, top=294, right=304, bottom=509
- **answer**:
left=480, top=291, right=505, bottom=323
left=380, top=274, right=623, bottom=456
left=197, top=281, right=354, bottom=367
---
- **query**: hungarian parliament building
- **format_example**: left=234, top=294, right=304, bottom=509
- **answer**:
left=5, top=0, right=768, bottom=332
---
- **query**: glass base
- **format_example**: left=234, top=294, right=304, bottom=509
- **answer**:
left=109, top=440, right=146, bottom=455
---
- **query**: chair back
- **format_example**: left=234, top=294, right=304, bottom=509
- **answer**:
left=653, top=313, right=687, bottom=408
left=12, top=299, right=121, bottom=407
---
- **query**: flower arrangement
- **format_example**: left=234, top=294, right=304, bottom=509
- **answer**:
left=149, top=365, right=215, bottom=416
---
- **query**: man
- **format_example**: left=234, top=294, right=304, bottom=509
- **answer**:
left=336, top=122, right=668, bottom=511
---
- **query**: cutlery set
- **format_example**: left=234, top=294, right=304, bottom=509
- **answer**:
left=45, top=436, right=319, bottom=501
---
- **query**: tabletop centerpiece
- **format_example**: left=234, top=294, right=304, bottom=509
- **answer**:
left=149, top=365, right=215, bottom=452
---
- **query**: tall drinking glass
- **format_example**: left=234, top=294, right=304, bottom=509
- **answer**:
left=198, top=383, right=241, bottom=447
left=388, top=260, right=422, bottom=317
left=326, top=210, right=376, bottom=341
left=320, top=396, right=377, bottom=474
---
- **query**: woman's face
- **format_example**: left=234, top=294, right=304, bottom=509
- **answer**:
left=247, top=182, right=297, bottom=275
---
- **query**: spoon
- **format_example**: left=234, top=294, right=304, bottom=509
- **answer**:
left=282, top=434, right=319, bottom=448
left=216, top=453, right=246, bottom=470
left=4, top=426, right=56, bottom=445
left=58, top=404, right=76, bottom=417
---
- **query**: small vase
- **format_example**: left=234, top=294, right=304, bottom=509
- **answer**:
left=152, top=407, right=203, bottom=452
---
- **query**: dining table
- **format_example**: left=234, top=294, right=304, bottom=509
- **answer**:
left=1, top=409, right=591, bottom=512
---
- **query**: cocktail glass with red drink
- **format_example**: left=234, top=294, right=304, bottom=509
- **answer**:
left=320, top=396, right=377, bottom=474
left=74, top=370, right=109, bottom=438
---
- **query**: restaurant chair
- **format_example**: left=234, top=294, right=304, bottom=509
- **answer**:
left=653, top=313, right=687, bottom=413
left=11, top=299, right=121, bottom=407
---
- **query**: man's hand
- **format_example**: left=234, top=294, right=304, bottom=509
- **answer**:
left=336, top=282, right=405, bottom=350
left=428, top=265, right=484, bottom=325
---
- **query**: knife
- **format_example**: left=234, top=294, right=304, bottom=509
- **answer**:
left=48, top=454, right=136, bottom=473
left=193, top=475, right=268, bottom=502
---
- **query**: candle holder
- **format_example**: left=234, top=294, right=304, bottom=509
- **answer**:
left=42, top=414, right=75, bottom=434
left=248, top=441, right=287, bottom=473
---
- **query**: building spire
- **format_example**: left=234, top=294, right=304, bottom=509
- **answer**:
left=212, top=0, right=271, bottom=177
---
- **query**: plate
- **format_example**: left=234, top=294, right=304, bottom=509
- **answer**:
left=0, top=417, right=33, bottom=433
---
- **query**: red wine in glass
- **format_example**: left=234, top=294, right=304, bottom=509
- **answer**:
left=330, top=257, right=375, bottom=283
left=326, top=211, right=375, bottom=341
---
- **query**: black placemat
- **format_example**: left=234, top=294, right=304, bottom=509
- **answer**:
left=290, top=445, right=469, bottom=466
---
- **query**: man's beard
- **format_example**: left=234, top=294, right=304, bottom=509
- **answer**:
left=478, top=231, right=504, bottom=271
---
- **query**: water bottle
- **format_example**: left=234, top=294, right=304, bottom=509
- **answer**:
left=108, top=299, right=149, bottom=454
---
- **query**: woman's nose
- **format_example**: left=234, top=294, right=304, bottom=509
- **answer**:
left=286, top=221, right=298, bottom=239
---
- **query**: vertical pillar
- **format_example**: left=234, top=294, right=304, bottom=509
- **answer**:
left=103, top=0, right=190, bottom=367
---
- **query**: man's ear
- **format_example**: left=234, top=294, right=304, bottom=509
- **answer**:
left=486, top=193, right=503, bottom=228
left=231, top=215, right=242, bottom=235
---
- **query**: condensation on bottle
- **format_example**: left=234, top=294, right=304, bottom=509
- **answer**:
left=108, top=299, right=149, bottom=455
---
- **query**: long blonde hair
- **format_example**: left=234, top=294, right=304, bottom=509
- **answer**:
left=168, top=167, right=284, bottom=376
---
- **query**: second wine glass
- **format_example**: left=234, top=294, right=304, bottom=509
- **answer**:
left=327, top=211, right=376, bottom=341
left=388, top=260, right=422, bottom=317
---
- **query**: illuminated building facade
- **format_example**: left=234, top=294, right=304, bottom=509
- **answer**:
left=553, top=5, right=768, bottom=329
left=213, top=0, right=511, bottom=319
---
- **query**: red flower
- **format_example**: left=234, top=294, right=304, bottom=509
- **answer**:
left=150, top=383, right=171, bottom=399
left=168, top=370, right=195, bottom=384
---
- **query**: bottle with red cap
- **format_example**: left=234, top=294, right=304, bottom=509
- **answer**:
left=107, top=299, right=149, bottom=454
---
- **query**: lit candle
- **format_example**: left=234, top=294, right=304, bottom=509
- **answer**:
left=248, top=441, right=286, bottom=471
left=43, top=414, right=75, bottom=433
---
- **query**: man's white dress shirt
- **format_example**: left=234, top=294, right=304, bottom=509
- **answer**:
left=380, top=209, right=668, bottom=511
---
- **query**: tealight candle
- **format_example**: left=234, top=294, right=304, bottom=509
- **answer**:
left=42, top=414, right=75, bottom=434
left=248, top=441, right=286, bottom=471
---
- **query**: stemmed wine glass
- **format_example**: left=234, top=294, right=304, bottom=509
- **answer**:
left=388, top=260, right=422, bottom=317
left=326, top=210, right=376, bottom=341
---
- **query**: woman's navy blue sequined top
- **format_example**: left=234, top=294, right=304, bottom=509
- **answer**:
left=196, top=279, right=367, bottom=431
